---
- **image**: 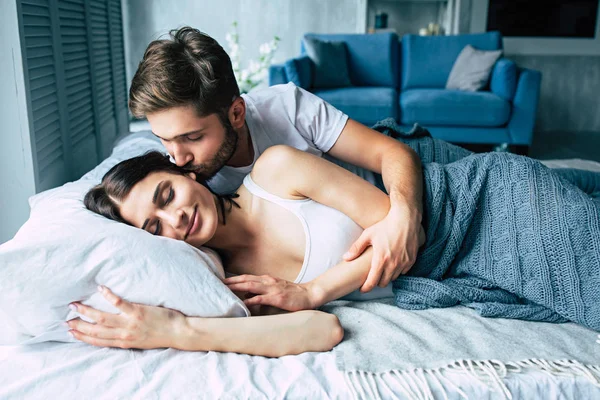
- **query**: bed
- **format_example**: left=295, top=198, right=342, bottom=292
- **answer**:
left=1, top=131, right=599, bottom=400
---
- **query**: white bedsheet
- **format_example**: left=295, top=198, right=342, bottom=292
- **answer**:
left=2, top=335, right=600, bottom=399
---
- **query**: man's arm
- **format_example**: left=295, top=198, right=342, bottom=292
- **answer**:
left=327, top=119, right=424, bottom=290
left=328, top=119, right=423, bottom=217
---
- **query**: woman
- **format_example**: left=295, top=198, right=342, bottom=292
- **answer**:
left=74, top=146, right=600, bottom=355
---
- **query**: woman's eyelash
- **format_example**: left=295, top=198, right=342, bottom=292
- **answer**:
left=153, top=220, right=161, bottom=235
left=165, top=187, right=174, bottom=205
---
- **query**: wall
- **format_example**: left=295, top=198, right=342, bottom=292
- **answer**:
left=510, top=55, right=600, bottom=133
left=467, top=1, right=600, bottom=136
left=123, top=0, right=367, bottom=92
left=0, top=1, right=36, bottom=243
left=122, top=0, right=600, bottom=137
left=367, top=0, right=445, bottom=36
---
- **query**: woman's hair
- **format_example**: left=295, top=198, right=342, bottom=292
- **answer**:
left=128, top=26, right=239, bottom=120
left=84, top=151, right=239, bottom=225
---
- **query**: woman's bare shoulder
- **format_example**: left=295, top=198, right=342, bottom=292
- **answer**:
left=250, top=145, right=309, bottom=200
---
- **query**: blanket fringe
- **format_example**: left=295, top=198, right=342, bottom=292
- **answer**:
left=343, top=359, right=600, bottom=400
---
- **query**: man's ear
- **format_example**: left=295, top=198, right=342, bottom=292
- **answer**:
left=228, top=97, right=246, bottom=129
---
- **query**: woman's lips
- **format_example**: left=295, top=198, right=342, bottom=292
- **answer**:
left=185, top=206, right=199, bottom=239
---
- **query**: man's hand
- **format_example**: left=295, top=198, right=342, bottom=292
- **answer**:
left=67, top=286, right=186, bottom=349
left=343, top=203, right=424, bottom=292
left=224, top=274, right=317, bottom=311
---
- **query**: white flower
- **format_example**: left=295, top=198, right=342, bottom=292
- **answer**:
left=259, top=42, right=272, bottom=55
left=248, top=60, right=261, bottom=74
left=229, top=43, right=239, bottom=57
left=226, top=20, right=279, bottom=93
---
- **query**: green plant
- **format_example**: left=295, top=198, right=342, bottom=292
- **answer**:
left=225, top=21, right=280, bottom=93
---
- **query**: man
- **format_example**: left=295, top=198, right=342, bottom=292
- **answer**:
left=130, top=26, right=424, bottom=293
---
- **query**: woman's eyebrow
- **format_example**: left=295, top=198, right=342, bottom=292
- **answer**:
left=141, top=180, right=165, bottom=231
left=152, top=181, right=164, bottom=204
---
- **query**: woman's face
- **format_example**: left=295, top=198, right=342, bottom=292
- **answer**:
left=118, top=171, right=218, bottom=247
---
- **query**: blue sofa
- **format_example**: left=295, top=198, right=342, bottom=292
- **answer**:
left=269, top=32, right=542, bottom=148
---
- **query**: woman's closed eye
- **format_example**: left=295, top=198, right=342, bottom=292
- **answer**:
left=152, top=187, right=174, bottom=235
left=163, top=186, right=174, bottom=206
left=152, top=220, right=161, bottom=236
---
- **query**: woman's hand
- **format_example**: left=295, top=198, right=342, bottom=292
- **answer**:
left=223, top=274, right=316, bottom=312
left=67, top=286, right=186, bottom=349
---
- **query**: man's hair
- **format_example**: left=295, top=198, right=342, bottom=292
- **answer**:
left=129, top=26, right=240, bottom=119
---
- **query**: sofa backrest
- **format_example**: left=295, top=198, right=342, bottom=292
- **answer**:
left=401, top=31, right=503, bottom=90
left=301, top=33, right=399, bottom=88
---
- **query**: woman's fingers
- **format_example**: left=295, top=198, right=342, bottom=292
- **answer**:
left=98, top=286, right=136, bottom=315
left=226, top=281, right=268, bottom=294
left=67, top=318, right=124, bottom=340
left=222, top=274, right=263, bottom=284
left=70, top=330, right=128, bottom=349
left=70, top=302, right=123, bottom=327
left=244, top=295, right=267, bottom=307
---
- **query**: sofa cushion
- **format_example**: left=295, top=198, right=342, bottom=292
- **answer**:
left=303, top=37, right=352, bottom=88
left=313, top=87, right=398, bottom=126
left=284, top=55, right=313, bottom=89
left=402, top=32, right=502, bottom=90
left=446, top=45, right=502, bottom=91
left=303, top=33, right=399, bottom=88
left=490, top=58, right=518, bottom=101
left=400, top=89, right=510, bottom=127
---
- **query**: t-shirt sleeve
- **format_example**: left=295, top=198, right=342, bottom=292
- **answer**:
left=291, top=86, right=349, bottom=153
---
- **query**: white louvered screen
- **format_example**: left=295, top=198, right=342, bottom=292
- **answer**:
left=89, top=0, right=116, bottom=159
left=20, top=0, right=67, bottom=192
left=59, top=0, right=98, bottom=178
left=17, top=0, right=127, bottom=192
left=109, top=0, right=129, bottom=140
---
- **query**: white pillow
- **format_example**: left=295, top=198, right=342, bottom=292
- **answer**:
left=0, top=132, right=249, bottom=345
left=446, top=44, right=502, bottom=91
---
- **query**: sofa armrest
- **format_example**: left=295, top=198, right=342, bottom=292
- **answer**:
left=490, top=58, right=517, bottom=101
left=269, top=63, right=288, bottom=86
left=508, top=68, right=542, bottom=145
left=283, top=55, right=313, bottom=90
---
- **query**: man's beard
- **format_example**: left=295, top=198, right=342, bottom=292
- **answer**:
left=183, top=118, right=238, bottom=180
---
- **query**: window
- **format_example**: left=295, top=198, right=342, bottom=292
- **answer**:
left=486, top=0, right=599, bottom=38
left=17, top=0, right=128, bottom=192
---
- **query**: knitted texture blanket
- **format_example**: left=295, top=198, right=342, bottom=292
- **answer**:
left=393, top=147, right=600, bottom=330
left=375, top=119, right=600, bottom=199
left=370, top=120, right=600, bottom=329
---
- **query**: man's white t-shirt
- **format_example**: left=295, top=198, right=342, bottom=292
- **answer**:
left=207, top=83, right=377, bottom=194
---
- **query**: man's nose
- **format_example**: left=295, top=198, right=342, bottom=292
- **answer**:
left=171, top=142, right=194, bottom=168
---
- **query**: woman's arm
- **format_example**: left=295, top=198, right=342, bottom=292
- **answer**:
left=68, top=286, right=343, bottom=357
left=178, top=310, right=343, bottom=357
left=225, top=248, right=374, bottom=310
left=250, top=145, right=394, bottom=230
left=225, top=147, right=426, bottom=311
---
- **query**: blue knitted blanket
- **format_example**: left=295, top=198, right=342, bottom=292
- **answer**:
left=374, top=120, right=600, bottom=331
left=373, top=118, right=600, bottom=199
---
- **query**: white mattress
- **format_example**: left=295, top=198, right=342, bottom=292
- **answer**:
left=1, top=139, right=599, bottom=399
left=2, top=337, right=600, bottom=399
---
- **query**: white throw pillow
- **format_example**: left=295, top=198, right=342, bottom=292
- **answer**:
left=446, top=45, right=503, bottom=91
left=0, top=132, right=249, bottom=345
